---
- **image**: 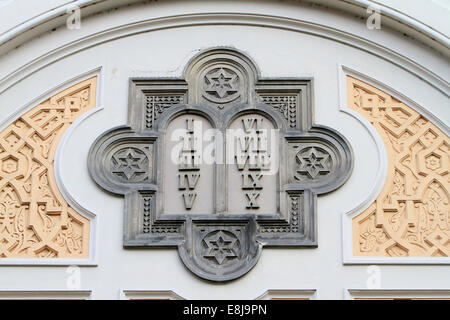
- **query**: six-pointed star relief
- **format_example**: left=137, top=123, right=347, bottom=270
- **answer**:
left=112, top=148, right=147, bottom=180
left=297, top=147, right=330, bottom=179
left=205, top=68, right=238, bottom=98
left=203, top=231, right=238, bottom=265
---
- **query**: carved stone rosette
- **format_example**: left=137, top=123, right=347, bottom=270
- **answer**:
left=88, top=49, right=353, bottom=281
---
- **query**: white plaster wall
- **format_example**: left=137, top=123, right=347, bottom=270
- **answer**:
left=1, top=0, right=448, bottom=40
left=371, top=0, right=450, bottom=37
left=0, top=0, right=448, bottom=299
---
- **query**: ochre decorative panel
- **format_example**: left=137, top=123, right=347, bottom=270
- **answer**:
left=348, top=76, right=449, bottom=257
left=0, top=77, right=96, bottom=258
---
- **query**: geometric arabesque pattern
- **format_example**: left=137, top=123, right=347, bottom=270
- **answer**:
left=348, top=76, right=449, bottom=257
left=0, top=77, right=96, bottom=258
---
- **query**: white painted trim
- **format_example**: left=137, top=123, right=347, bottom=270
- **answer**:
left=339, top=65, right=450, bottom=265
left=0, top=0, right=133, bottom=44
left=120, top=289, right=185, bottom=300
left=0, top=1, right=94, bottom=40
left=255, top=289, right=317, bottom=300
left=0, top=12, right=448, bottom=98
left=1, top=0, right=448, bottom=55
left=53, top=67, right=104, bottom=267
left=345, top=288, right=450, bottom=300
left=0, top=68, right=103, bottom=266
left=0, top=289, right=93, bottom=299
left=339, top=0, right=450, bottom=47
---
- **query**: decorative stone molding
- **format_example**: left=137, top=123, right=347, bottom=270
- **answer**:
left=348, top=76, right=450, bottom=258
left=89, top=48, right=353, bottom=281
left=0, top=290, right=92, bottom=300
left=0, top=77, right=96, bottom=258
left=1, top=2, right=448, bottom=96
left=120, top=290, right=185, bottom=300
left=346, top=289, right=450, bottom=300
left=256, top=289, right=317, bottom=300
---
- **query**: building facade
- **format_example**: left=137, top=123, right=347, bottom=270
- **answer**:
left=0, top=0, right=448, bottom=299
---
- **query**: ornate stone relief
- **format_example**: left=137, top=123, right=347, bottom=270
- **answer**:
left=0, top=77, right=96, bottom=258
left=348, top=76, right=450, bottom=257
left=89, top=49, right=353, bottom=281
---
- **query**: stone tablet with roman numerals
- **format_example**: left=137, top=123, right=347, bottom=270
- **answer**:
left=88, top=48, right=353, bottom=281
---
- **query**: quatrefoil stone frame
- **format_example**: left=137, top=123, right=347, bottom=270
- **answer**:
left=88, top=48, right=353, bottom=281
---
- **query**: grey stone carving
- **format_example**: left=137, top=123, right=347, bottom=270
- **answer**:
left=88, top=48, right=353, bottom=281
left=295, top=147, right=331, bottom=180
left=259, top=95, right=297, bottom=128
left=203, top=67, right=240, bottom=103
left=203, top=230, right=239, bottom=265
left=145, top=95, right=184, bottom=129
left=112, top=147, right=149, bottom=181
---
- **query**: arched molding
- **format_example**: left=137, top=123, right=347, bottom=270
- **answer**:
left=0, top=1, right=448, bottom=98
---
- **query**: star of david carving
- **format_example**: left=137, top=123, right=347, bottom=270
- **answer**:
left=88, top=48, right=353, bottom=281
left=112, top=148, right=147, bottom=180
left=203, top=231, right=238, bottom=265
left=297, top=147, right=331, bottom=179
left=205, top=68, right=238, bottom=98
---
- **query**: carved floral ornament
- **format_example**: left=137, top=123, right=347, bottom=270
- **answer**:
left=89, top=48, right=353, bottom=281
left=0, top=78, right=96, bottom=259
left=348, top=77, right=450, bottom=258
